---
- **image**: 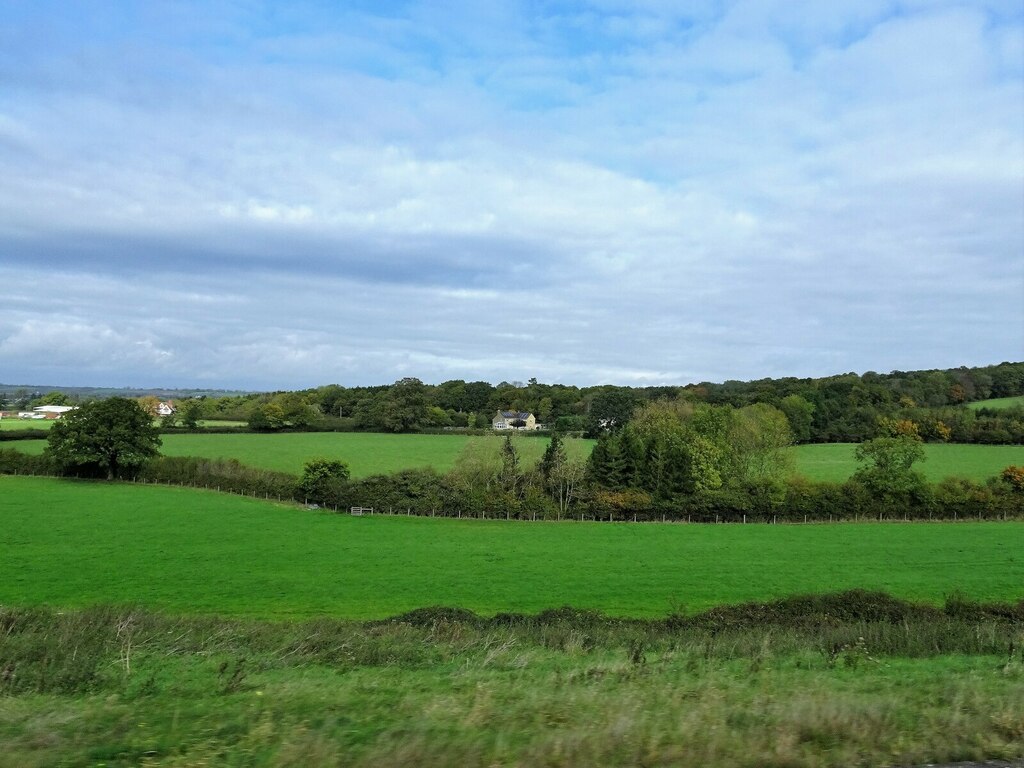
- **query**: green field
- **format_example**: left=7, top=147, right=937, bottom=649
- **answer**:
left=4, top=431, right=598, bottom=478
left=9, top=433, right=1024, bottom=485
left=968, top=395, right=1024, bottom=410
left=2, top=476, right=1022, bottom=619
left=0, top=418, right=52, bottom=430
left=3, top=476, right=1023, bottom=766
left=794, top=442, right=1024, bottom=483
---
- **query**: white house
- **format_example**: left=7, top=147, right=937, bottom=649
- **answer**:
left=492, top=410, right=540, bottom=430
left=31, top=405, right=76, bottom=419
left=156, top=401, right=176, bottom=416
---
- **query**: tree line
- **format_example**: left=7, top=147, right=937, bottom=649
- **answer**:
left=170, top=361, right=1024, bottom=444
left=4, top=362, right=1022, bottom=444
left=5, top=396, right=1022, bottom=524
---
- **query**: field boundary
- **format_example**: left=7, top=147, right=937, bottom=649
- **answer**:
left=5, top=469, right=1023, bottom=525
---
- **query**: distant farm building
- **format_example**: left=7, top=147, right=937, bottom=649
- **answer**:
left=156, top=401, right=176, bottom=416
left=492, top=410, right=540, bottom=430
left=30, top=405, right=77, bottom=419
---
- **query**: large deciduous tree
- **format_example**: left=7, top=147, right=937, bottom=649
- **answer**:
left=46, top=398, right=161, bottom=480
left=298, top=457, right=351, bottom=505
left=382, top=377, right=429, bottom=432
left=852, top=436, right=927, bottom=503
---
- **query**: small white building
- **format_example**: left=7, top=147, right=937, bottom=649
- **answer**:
left=32, top=405, right=76, bottom=419
left=156, top=401, right=176, bottom=416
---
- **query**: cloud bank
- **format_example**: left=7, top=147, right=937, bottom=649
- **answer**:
left=1, top=1, right=1021, bottom=388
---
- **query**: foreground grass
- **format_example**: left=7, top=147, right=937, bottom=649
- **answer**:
left=2, top=477, right=1023, bottom=619
left=1, top=602, right=1022, bottom=767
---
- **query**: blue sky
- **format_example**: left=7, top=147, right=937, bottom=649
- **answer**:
left=1, top=1, right=1022, bottom=389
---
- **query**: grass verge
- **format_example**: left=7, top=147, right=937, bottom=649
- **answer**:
left=0, top=596, right=1022, bottom=767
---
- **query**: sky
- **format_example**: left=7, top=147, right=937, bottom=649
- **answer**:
left=1, top=1, right=1022, bottom=390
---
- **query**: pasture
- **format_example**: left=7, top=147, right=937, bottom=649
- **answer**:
left=8, top=433, right=1024, bottom=484
left=2, top=476, right=1022, bottom=619
left=0, top=418, right=52, bottom=430
left=793, top=442, right=1024, bottom=483
left=3, top=431, right=597, bottom=478
left=3, top=476, right=1023, bottom=766
left=968, top=395, right=1024, bottom=411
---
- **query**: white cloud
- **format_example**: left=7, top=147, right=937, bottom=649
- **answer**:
left=0, top=0, right=1020, bottom=387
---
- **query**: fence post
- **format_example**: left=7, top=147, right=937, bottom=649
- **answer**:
left=743, top=514, right=746, bottom=524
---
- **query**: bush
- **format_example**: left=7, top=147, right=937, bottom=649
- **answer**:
left=138, top=456, right=297, bottom=499
left=298, top=458, right=350, bottom=505
left=0, top=449, right=57, bottom=476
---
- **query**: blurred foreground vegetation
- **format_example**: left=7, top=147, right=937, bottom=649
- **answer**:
left=1, top=593, right=1022, bottom=767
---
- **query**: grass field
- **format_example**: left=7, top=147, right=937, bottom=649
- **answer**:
left=0, top=418, right=52, bottom=430
left=2, top=476, right=1022, bottom=619
left=3, top=476, right=1023, bottom=766
left=3, top=431, right=598, bottom=478
left=968, top=395, right=1024, bottom=411
left=793, top=442, right=1024, bottom=483
left=9, top=433, right=1024, bottom=484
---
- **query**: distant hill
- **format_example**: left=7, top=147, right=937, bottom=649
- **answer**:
left=0, top=384, right=255, bottom=401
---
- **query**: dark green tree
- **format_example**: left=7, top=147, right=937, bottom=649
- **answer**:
left=33, top=390, right=71, bottom=407
left=539, top=432, right=567, bottom=490
left=584, top=389, right=638, bottom=437
left=853, top=436, right=927, bottom=503
left=778, top=394, right=814, bottom=443
left=298, top=457, right=351, bottom=505
left=180, top=400, right=202, bottom=429
left=499, top=434, right=522, bottom=498
left=46, top=398, right=161, bottom=480
left=248, top=403, right=286, bottom=431
left=382, top=377, right=429, bottom=432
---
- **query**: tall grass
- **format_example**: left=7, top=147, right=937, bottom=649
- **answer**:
left=1, top=596, right=1022, bottom=767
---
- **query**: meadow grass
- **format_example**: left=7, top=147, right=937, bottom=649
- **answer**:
left=5, top=431, right=594, bottom=478
left=9, top=431, right=1022, bottom=482
left=2, top=476, right=1022, bottom=619
left=968, top=395, right=1024, bottom=410
left=1, top=604, right=1022, bottom=767
left=793, top=442, right=1024, bottom=483
left=0, top=418, right=52, bottom=431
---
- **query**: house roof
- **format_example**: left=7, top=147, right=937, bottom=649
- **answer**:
left=498, top=411, right=532, bottom=419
